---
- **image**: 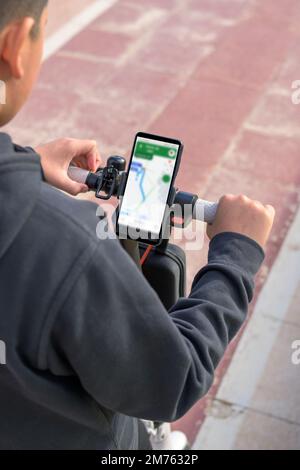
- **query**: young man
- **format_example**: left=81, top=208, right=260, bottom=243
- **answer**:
left=0, top=0, right=275, bottom=450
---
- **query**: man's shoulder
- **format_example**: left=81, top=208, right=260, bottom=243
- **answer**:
left=37, top=181, right=101, bottom=245
left=31, top=181, right=128, bottom=289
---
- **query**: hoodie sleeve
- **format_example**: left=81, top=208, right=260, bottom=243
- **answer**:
left=13, top=143, right=46, bottom=180
left=47, top=232, right=264, bottom=422
left=13, top=144, right=35, bottom=154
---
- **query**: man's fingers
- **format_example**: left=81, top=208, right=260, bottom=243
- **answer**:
left=87, top=149, right=101, bottom=172
left=69, top=138, right=96, bottom=154
left=37, top=138, right=102, bottom=196
left=62, top=178, right=89, bottom=196
left=70, top=139, right=102, bottom=172
left=265, top=204, right=276, bottom=219
left=73, top=139, right=100, bottom=157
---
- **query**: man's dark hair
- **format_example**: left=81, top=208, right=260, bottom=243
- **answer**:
left=0, top=0, right=48, bottom=38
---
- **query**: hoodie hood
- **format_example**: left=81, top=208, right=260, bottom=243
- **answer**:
left=0, top=133, right=42, bottom=260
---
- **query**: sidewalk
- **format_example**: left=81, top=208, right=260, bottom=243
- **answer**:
left=193, top=208, right=300, bottom=450
left=4, top=0, right=300, bottom=448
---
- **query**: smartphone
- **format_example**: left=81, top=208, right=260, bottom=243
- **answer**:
left=116, top=132, right=183, bottom=245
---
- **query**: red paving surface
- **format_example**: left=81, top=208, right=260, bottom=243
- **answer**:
left=5, top=0, right=300, bottom=445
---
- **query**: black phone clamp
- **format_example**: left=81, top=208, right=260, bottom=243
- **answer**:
left=85, top=156, right=127, bottom=200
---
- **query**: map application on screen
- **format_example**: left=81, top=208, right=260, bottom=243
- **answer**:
left=118, top=137, right=179, bottom=238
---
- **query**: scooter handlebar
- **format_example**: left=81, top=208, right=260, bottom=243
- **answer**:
left=68, top=166, right=89, bottom=185
left=68, top=166, right=219, bottom=224
left=193, top=199, right=219, bottom=224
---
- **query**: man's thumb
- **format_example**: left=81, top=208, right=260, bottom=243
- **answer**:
left=64, top=178, right=89, bottom=196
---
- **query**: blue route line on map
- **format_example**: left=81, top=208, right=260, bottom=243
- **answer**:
left=131, top=162, right=146, bottom=202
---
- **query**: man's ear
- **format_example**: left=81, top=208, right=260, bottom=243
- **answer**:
left=1, top=17, right=35, bottom=79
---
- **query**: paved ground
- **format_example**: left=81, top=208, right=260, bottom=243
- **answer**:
left=4, top=0, right=300, bottom=449
left=194, top=208, right=300, bottom=450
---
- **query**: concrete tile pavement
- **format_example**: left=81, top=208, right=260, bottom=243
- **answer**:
left=3, top=0, right=300, bottom=447
left=196, top=403, right=300, bottom=451
left=193, top=209, right=300, bottom=450
left=46, top=0, right=97, bottom=36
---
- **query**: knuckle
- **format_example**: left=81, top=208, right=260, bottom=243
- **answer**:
left=252, top=200, right=264, bottom=211
left=266, top=204, right=276, bottom=215
left=265, top=207, right=276, bottom=223
left=63, top=137, right=73, bottom=146
left=86, top=139, right=97, bottom=148
left=237, top=194, right=249, bottom=203
left=251, top=201, right=274, bottom=221
left=220, top=194, right=234, bottom=203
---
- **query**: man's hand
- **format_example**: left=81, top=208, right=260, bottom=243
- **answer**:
left=36, top=138, right=102, bottom=196
left=207, top=194, right=275, bottom=249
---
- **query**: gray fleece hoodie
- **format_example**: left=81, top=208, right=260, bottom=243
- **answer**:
left=0, top=132, right=264, bottom=449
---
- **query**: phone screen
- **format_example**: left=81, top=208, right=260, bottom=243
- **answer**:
left=117, top=135, right=181, bottom=241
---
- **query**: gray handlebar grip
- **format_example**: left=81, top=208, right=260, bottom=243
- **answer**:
left=194, top=199, right=218, bottom=224
left=67, top=166, right=219, bottom=224
left=67, top=166, right=89, bottom=184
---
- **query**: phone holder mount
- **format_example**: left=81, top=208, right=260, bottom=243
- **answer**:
left=83, top=156, right=199, bottom=252
left=86, top=156, right=127, bottom=200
